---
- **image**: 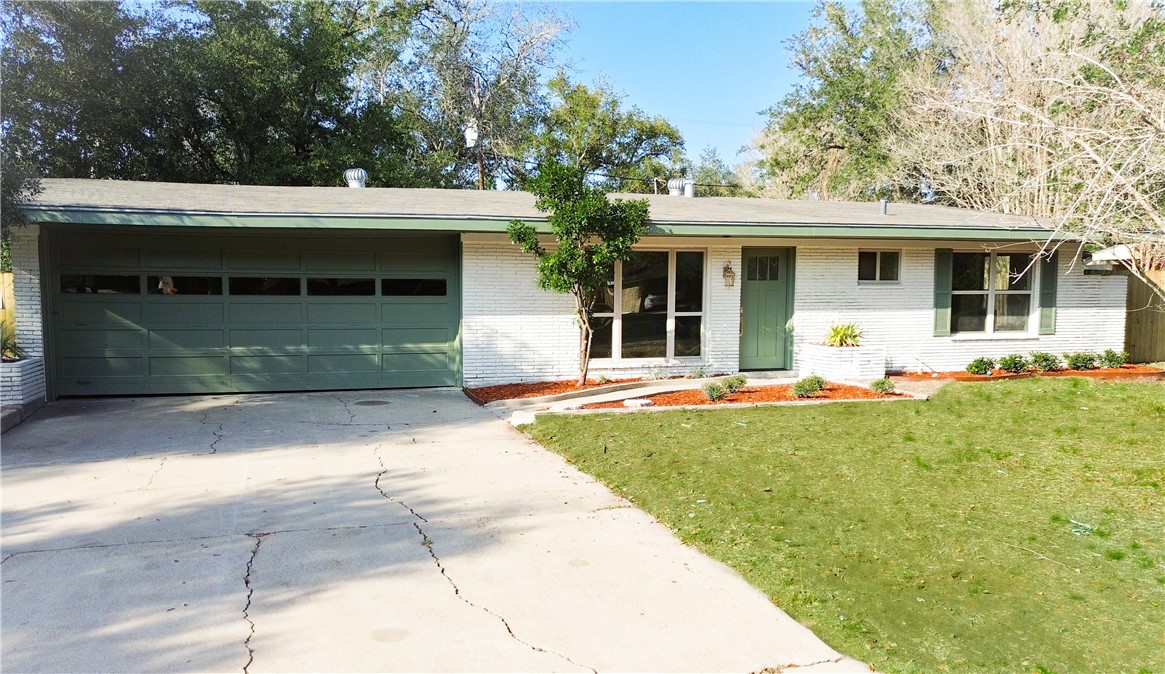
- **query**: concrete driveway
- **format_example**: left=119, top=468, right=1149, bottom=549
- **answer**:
left=1, top=390, right=867, bottom=673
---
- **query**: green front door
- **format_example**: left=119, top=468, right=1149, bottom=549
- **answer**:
left=44, top=228, right=461, bottom=396
left=740, top=248, right=792, bottom=370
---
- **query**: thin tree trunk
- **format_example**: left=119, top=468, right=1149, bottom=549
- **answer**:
left=575, top=293, right=593, bottom=386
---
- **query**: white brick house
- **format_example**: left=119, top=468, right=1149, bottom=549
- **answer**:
left=7, top=179, right=1127, bottom=398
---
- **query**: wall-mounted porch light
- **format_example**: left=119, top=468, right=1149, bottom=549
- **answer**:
left=722, top=261, right=736, bottom=287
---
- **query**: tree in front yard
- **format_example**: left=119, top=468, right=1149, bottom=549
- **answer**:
left=508, top=161, right=650, bottom=385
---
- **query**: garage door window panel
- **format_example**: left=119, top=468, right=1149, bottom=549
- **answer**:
left=307, top=278, right=375, bottom=296
left=229, top=277, right=302, bottom=296
left=382, top=279, right=448, bottom=296
left=147, top=276, right=222, bottom=295
left=61, top=275, right=141, bottom=294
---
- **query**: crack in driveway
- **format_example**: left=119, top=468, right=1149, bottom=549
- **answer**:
left=331, top=395, right=357, bottom=424
left=242, top=532, right=269, bottom=674
left=373, top=446, right=596, bottom=673
left=200, top=410, right=226, bottom=454
left=140, top=456, right=168, bottom=490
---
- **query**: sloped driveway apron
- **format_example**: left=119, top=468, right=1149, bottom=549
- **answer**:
left=1, top=390, right=867, bottom=673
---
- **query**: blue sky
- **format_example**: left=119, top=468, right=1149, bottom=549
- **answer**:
left=552, top=1, right=818, bottom=163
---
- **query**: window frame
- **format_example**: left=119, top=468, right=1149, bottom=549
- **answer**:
left=857, top=249, right=901, bottom=283
left=950, top=250, right=1038, bottom=336
left=591, top=249, right=707, bottom=362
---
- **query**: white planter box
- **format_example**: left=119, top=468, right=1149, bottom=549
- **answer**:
left=1, top=357, right=47, bottom=408
left=799, top=344, right=886, bottom=382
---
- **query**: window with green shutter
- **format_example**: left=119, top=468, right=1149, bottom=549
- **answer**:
left=934, top=249, right=1055, bottom=336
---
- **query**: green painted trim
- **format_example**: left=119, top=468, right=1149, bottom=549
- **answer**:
left=934, top=249, right=953, bottom=337
left=39, top=228, right=57, bottom=401
left=1039, top=252, right=1058, bottom=335
left=648, top=222, right=1057, bottom=241
left=26, top=208, right=527, bottom=232
left=785, top=248, right=796, bottom=368
left=26, top=206, right=1063, bottom=241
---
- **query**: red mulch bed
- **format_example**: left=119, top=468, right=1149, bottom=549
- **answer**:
left=581, top=383, right=900, bottom=410
left=464, top=378, right=644, bottom=405
left=894, top=364, right=1164, bottom=382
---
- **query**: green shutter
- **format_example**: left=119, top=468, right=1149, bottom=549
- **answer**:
left=934, top=249, right=953, bottom=336
left=1038, top=251, right=1058, bottom=335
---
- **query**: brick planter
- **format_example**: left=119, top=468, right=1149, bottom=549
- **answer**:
left=1, top=357, right=46, bottom=428
left=799, top=344, right=886, bottom=382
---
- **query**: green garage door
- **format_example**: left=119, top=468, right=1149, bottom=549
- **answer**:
left=45, top=229, right=461, bottom=396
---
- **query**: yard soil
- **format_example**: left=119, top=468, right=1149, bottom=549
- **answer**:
left=582, top=383, right=899, bottom=409
left=465, top=378, right=643, bottom=404
left=895, top=363, right=1164, bottom=382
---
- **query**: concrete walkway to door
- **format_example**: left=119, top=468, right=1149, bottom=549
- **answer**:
left=1, top=390, right=868, bottom=673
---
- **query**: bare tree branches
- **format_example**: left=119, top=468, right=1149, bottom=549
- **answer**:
left=895, top=1, right=1165, bottom=296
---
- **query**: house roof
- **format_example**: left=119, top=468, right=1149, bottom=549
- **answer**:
left=25, top=178, right=1057, bottom=241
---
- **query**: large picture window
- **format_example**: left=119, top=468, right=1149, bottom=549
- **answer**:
left=592, top=251, right=705, bottom=360
left=951, top=252, right=1034, bottom=334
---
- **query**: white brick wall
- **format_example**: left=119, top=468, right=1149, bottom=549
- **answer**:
left=461, top=237, right=743, bottom=385
left=4, top=225, right=47, bottom=407
left=1, top=357, right=46, bottom=407
left=462, top=238, right=579, bottom=385
left=792, top=245, right=1127, bottom=373
left=11, top=225, right=44, bottom=359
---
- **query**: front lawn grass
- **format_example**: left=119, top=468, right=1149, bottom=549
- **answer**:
left=526, top=378, right=1165, bottom=674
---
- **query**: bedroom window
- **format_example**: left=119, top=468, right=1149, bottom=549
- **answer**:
left=951, top=252, right=1034, bottom=334
left=858, top=250, right=900, bottom=282
left=591, top=251, right=705, bottom=360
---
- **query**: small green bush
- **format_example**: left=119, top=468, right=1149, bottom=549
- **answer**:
left=1064, top=351, right=1098, bottom=370
left=1029, top=351, right=1061, bottom=372
left=702, top=382, right=726, bottom=401
left=793, top=375, right=827, bottom=398
left=997, top=353, right=1029, bottom=373
left=688, top=366, right=707, bottom=379
left=722, top=374, right=748, bottom=393
left=595, top=374, right=610, bottom=384
left=824, top=322, right=863, bottom=347
left=870, top=377, right=896, bottom=394
left=966, top=357, right=996, bottom=375
left=1099, top=349, right=1128, bottom=369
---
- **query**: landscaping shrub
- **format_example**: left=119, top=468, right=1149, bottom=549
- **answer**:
left=870, top=377, right=896, bottom=394
left=1100, top=349, right=1129, bottom=369
left=793, top=375, right=826, bottom=398
left=966, top=356, right=996, bottom=375
left=1, top=323, right=24, bottom=362
left=702, top=382, right=726, bottom=401
left=689, top=366, right=707, bottom=379
left=1064, top=351, right=1099, bottom=370
left=824, top=322, right=863, bottom=347
left=997, top=353, right=1030, bottom=373
left=1029, top=351, right=1061, bottom=372
left=722, top=374, right=748, bottom=393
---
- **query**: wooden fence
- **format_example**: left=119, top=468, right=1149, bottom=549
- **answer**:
left=1125, top=268, right=1165, bottom=363
left=1, top=272, right=14, bottom=332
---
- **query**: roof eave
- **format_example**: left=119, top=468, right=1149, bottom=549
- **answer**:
left=22, top=206, right=1065, bottom=241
